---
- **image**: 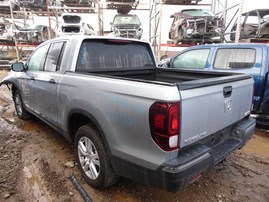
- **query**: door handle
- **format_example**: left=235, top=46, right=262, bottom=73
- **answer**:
left=49, top=79, right=55, bottom=84
left=30, top=76, right=35, bottom=81
left=223, top=86, right=232, bottom=98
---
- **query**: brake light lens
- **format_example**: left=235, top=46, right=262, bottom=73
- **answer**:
left=149, top=102, right=180, bottom=151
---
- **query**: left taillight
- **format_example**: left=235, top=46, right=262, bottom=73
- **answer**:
left=149, top=102, right=180, bottom=151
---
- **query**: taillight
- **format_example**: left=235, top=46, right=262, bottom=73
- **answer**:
left=149, top=102, right=180, bottom=151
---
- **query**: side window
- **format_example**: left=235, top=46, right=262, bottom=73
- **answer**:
left=172, top=49, right=210, bottom=69
left=214, top=49, right=255, bottom=69
left=28, top=44, right=49, bottom=71
left=44, top=42, right=66, bottom=72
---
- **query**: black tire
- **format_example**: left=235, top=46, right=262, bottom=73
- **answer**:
left=117, top=5, right=132, bottom=14
left=13, top=89, right=32, bottom=120
left=74, top=125, right=118, bottom=189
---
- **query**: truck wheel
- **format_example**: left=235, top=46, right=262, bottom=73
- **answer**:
left=13, top=89, right=31, bottom=120
left=74, top=125, right=118, bottom=189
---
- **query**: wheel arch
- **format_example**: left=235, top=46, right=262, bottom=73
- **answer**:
left=0, top=80, right=19, bottom=95
left=67, top=109, right=109, bottom=149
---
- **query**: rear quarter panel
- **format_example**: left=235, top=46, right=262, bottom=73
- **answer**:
left=58, top=73, right=181, bottom=170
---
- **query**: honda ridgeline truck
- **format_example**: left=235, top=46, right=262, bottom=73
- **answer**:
left=0, top=36, right=255, bottom=192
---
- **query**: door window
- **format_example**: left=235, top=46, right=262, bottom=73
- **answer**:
left=214, top=48, right=255, bottom=69
left=28, top=44, right=49, bottom=71
left=44, top=42, right=66, bottom=72
left=172, top=49, right=210, bottom=69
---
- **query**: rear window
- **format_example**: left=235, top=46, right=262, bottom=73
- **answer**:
left=76, top=39, right=155, bottom=72
left=214, top=48, right=256, bottom=69
left=63, top=15, right=81, bottom=24
left=62, top=26, right=80, bottom=33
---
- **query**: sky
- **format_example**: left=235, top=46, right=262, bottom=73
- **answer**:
left=11, top=0, right=269, bottom=43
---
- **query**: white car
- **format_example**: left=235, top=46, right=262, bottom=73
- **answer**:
left=0, top=20, right=20, bottom=43
left=58, top=14, right=95, bottom=36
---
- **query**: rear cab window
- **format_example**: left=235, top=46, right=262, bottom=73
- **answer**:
left=76, top=39, right=155, bottom=72
left=214, top=48, right=256, bottom=69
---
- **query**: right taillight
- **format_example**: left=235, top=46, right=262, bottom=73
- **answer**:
left=149, top=102, right=180, bottom=151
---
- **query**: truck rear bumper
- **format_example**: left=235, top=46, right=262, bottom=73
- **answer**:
left=112, top=117, right=255, bottom=192
left=159, top=117, right=255, bottom=192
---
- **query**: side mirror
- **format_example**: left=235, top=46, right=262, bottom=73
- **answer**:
left=11, top=62, right=25, bottom=72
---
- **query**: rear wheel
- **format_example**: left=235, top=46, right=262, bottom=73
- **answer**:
left=13, top=89, right=31, bottom=120
left=74, top=125, right=118, bottom=189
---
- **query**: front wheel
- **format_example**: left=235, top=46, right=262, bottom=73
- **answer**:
left=13, top=89, right=31, bottom=120
left=74, top=125, right=118, bottom=189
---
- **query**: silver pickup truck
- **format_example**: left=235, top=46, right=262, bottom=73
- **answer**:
left=0, top=36, right=255, bottom=192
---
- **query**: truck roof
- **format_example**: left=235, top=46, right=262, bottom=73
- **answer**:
left=43, top=35, right=146, bottom=43
left=190, top=43, right=269, bottom=49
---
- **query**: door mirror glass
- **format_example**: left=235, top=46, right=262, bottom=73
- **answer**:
left=11, top=62, right=25, bottom=72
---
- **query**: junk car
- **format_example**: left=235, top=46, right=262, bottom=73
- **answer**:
left=169, top=9, right=224, bottom=44
left=230, top=9, right=269, bottom=41
left=111, top=14, right=143, bottom=39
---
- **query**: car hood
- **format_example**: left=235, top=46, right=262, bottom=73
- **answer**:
left=187, top=16, right=220, bottom=20
left=114, top=24, right=141, bottom=29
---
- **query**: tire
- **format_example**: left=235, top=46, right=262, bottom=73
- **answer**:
left=74, top=125, right=118, bottom=189
left=13, top=89, right=32, bottom=120
left=176, top=27, right=184, bottom=43
left=117, top=5, right=132, bottom=14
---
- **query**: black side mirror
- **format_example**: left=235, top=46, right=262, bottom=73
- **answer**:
left=11, top=62, right=25, bottom=72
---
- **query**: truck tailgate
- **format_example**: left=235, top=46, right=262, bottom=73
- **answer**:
left=179, top=77, right=253, bottom=148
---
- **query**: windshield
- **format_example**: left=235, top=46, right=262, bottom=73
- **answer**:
left=113, top=15, right=141, bottom=25
left=20, top=25, right=43, bottom=30
left=182, top=9, right=215, bottom=17
left=76, top=39, right=155, bottom=72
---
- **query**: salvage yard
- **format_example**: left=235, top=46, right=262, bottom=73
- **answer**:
left=0, top=70, right=269, bottom=202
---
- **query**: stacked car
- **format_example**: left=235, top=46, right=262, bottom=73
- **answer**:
left=58, top=13, right=95, bottom=36
left=169, top=9, right=224, bottom=44
left=110, top=14, right=143, bottom=39
left=0, top=0, right=20, bottom=13
left=0, top=19, right=20, bottom=43
left=230, top=9, right=269, bottom=41
left=16, top=24, right=55, bottom=43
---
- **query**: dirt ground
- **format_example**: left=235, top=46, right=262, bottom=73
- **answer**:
left=0, top=70, right=269, bottom=202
